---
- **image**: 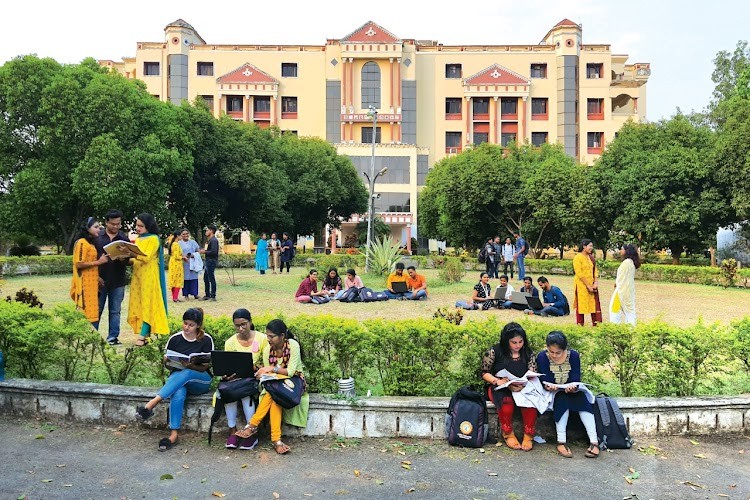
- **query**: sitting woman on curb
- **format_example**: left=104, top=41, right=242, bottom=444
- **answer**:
left=295, top=269, right=330, bottom=304
left=235, top=319, right=310, bottom=455
left=536, top=331, right=600, bottom=458
left=222, top=308, right=268, bottom=450
left=135, top=308, right=214, bottom=451
left=480, top=322, right=539, bottom=451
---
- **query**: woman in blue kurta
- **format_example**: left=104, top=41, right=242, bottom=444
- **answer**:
left=255, top=233, right=269, bottom=275
left=536, top=331, right=599, bottom=458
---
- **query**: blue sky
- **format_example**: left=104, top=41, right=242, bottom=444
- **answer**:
left=1, top=0, right=746, bottom=120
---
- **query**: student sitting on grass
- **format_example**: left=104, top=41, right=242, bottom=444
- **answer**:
left=405, top=265, right=428, bottom=300
left=524, top=277, right=570, bottom=317
left=295, top=269, right=330, bottom=304
left=135, top=308, right=214, bottom=451
left=384, top=262, right=409, bottom=300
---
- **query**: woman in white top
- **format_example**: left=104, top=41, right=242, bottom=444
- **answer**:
left=502, top=237, right=516, bottom=279
left=609, top=244, right=640, bottom=325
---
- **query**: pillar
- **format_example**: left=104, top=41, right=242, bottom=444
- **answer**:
left=330, top=228, right=337, bottom=254
left=406, top=226, right=412, bottom=255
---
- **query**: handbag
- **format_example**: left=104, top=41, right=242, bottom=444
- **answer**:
left=263, top=374, right=306, bottom=409
left=218, top=377, right=259, bottom=403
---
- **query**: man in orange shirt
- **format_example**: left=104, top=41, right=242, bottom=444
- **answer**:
left=405, top=266, right=428, bottom=300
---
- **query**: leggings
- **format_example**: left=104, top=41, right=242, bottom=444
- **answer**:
left=250, top=394, right=283, bottom=442
left=225, top=397, right=255, bottom=429
left=556, top=410, right=598, bottom=444
left=576, top=313, right=600, bottom=327
left=487, top=387, right=537, bottom=435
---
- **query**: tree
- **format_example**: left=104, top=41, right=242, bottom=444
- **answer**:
left=593, top=116, right=734, bottom=263
left=710, top=40, right=750, bottom=109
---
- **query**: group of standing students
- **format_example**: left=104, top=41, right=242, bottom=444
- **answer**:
left=253, top=232, right=295, bottom=275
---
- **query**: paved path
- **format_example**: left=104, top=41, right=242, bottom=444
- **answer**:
left=1, top=415, right=748, bottom=499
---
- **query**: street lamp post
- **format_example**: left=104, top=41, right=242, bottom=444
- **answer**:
left=364, top=106, right=387, bottom=273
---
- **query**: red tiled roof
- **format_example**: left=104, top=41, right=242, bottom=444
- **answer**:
left=341, top=21, right=400, bottom=43
left=216, top=63, right=278, bottom=84
left=463, top=64, right=530, bottom=86
left=554, top=18, right=580, bottom=28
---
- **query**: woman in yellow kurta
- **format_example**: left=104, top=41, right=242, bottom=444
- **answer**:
left=128, top=213, right=169, bottom=346
left=609, top=244, right=640, bottom=326
left=167, top=231, right=184, bottom=303
left=70, top=217, right=109, bottom=328
left=572, top=239, right=602, bottom=327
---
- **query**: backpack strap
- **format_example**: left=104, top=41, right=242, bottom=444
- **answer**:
left=207, top=398, right=225, bottom=445
left=596, top=395, right=611, bottom=429
left=606, top=397, right=633, bottom=446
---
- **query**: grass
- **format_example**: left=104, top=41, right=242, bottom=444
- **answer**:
left=3, top=266, right=749, bottom=345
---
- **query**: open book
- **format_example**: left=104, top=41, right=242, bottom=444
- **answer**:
left=493, top=369, right=544, bottom=390
left=165, top=349, right=211, bottom=370
left=103, top=241, right=145, bottom=258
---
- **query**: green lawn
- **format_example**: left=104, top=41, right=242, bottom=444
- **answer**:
left=4, top=266, right=749, bottom=345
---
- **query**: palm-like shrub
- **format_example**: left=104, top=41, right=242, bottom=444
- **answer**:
left=365, top=236, right=402, bottom=275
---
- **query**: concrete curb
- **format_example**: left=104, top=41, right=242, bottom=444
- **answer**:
left=1, top=379, right=748, bottom=439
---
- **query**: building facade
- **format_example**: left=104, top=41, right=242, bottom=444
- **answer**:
left=101, top=18, right=650, bottom=251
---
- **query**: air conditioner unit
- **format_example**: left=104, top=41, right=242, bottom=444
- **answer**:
left=448, top=147, right=457, bottom=154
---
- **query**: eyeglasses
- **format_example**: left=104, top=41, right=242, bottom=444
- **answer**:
left=265, top=333, right=280, bottom=338
left=233, top=321, right=250, bottom=329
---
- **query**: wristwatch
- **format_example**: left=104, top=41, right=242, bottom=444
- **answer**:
left=273, top=366, right=279, bottom=374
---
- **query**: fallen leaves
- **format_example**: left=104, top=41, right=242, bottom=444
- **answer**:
left=272, top=493, right=280, bottom=499
left=681, top=480, right=704, bottom=491
left=159, top=474, right=173, bottom=481
left=401, top=460, right=412, bottom=470
left=693, top=453, right=707, bottom=459
left=353, top=470, right=361, bottom=477
left=35, top=435, right=45, bottom=440
left=182, top=464, right=190, bottom=470
left=240, top=463, right=248, bottom=469
left=623, top=467, right=640, bottom=484
left=41, top=479, right=53, bottom=483
left=689, top=439, right=700, bottom=446
left=487, top=472, right=498, bottom=477
left=211, top=492, right=226, bottom=498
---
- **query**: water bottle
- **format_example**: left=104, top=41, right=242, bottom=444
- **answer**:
left=0, top=351, right=5, bottom=381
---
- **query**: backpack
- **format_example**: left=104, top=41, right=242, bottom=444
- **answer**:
left=593, top=393, right=634, bottom=450
left=338, top=287, right=359, bottom=303
left=478, top=247, right=487, bottom=264
left=520, top=238, right=530, bottom=256
left=359, top=287, right=388, bottom=302
left=445, top=386, right=488, bottom=448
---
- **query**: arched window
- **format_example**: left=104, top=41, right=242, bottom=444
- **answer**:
left=361, top=61, right=381, bottom=109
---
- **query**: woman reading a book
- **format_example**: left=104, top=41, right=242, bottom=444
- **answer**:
left=536, top=331, right=599, bottom=458
left=480, top=322, right=539, bottom=451
left=70, top=217, right=109, bottom=329
left=127, top=213, right=169, bottom=346
left=167, top=230, right=184, bottom=302
left=234, top=319, right=309, bottom=455
left=222, top=308, right=268, bottom=450
left=135, top=308, right=214, bottom=451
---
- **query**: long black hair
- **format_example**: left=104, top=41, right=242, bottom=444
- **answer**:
left=323, top=267, right=340, bottom=288
left=495, top=322, right=533, bottom=366
left=77, top=217, right=98, bottom=242
left=183, top=307, right=205, bottom=340
left=266, top=319, right=304, bottom=358
left=623, top=244, right=641, bottom=269
left=137, top=213, right=159, bottom=234
left=232, top=308, right=255, bottom=331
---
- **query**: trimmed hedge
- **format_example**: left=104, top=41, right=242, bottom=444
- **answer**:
left=0, top=255, right=72, bottom=276
left=2, top=301, right=748, bottom=398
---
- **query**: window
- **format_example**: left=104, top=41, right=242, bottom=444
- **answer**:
left=530, top=63, right=547, bottom=78
left=587, top=98, right=604, bottom=120
left=586, top=63, right=603, bottom=79
left=445, top=131, right=462, bottom=152
left=445, top=64, right=462, bottom=79
left=473, top=132, right=489, bottom=145
left=281, top=96, right=298, bottom=118
left=361, top=61, right=381, bottom=109
left=374, top=193, right=411, bottom=213
left=143, top=62, right=160, bottom=76
left=226, top=96, right=243, bottom=113
left=531, top=132, right=548, bottom=146
left=445, top=98, right=462, bottom=118
left=254, top=97, right=271, bottom=113
left=587, top=132, right=604, bottom=153
left=281, top=63, right=298, bottom=77
left=531, top=98, right=548, bottom=120
left=362, top=126, right=381, bottom=144
left=473, top=98, right=489, bottom=116
left=500, top=98, right=517, bottom=116
left=199, top=95, right=214, bottom=110
left=197, top=62, right=214, bottom=76
left=501, top=133, right=517, bottom=147
left=283, top=130, right=298, bottom=136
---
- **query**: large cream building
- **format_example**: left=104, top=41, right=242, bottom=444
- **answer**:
left=101, top=18, right=650, bottom=252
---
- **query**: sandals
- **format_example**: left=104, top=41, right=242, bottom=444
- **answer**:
left=273, top=440, right=290, bottom=455
left=557, top=443, right=573, bottom=458
left=585, top=444, right=600, bottom=458
left=502, top=433, right=521, bottom=450
left=158, top=437, right=176, bottom=452
left=521, top=434, right=534, bottom=451
left=135, top=406, right=154, bottom=421
left=134, top=336, right=152, bottom=347
left=234, top=424, right=259, bottom=439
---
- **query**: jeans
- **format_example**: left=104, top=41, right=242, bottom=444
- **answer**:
left=406, top=290, right=427, bottom=300
left=204, top=259, right=217, bottom=298
left=98, top=286, right=125, bottom=341
left=158, top=369, right=212, bottom=430
left=501, top=300, right=513, bottom=309
left=486, top=260, right=497, bottom=279
left=384, top=290, right=408, bottom=300
left=517, top=255, right=526, bottom=280
left=533, top=306, right=564, bottom=317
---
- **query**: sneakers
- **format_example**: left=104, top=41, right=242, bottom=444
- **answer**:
left=238, top=436, right=258, bottom=450
left=107, top=338, right=122, bottom=346
left=135, top=405, right=154, bottom=421
left=225, top=434, right=239, bottom=449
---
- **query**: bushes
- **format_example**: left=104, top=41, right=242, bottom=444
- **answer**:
left=2, top=299, right=749, bottom=398
left=0, top=255, right=72, bottom=276
left=437, top=258, right=466, bottom=284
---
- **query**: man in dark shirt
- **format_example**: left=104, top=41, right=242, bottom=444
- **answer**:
left=199, top=224, right=219, bottom=301
left=94, top=209, right=131, bottom=345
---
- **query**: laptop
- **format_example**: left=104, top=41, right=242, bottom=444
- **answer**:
left=211, top=351, right=255, bottom=378
left=493, top=286, right=507, bottom=300
left=526, top=295, right=544, bottom=311
left=392, top=281, right=409, bottom=293
left=510, top=291, right=529, bottom=305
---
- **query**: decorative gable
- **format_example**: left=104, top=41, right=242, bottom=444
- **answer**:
left=216, top=63, right=279, bottom=85
left=463, top=64, right=530, bottom=86
left=341, top=21, right=400, bottom=43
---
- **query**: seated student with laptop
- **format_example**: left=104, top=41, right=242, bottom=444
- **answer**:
left=384, top=262, right=410, bottom=299
left=495, top=275, right=516, bottom=309
left=506, top=276, right=540, bottom=311
left=524, top=276, right=570, bottom=317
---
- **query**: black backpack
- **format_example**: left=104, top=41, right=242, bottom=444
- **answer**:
left=593, top=393, right=634, bottom=450
left=445, top=386, right=488, bottom=448
left=338, top=287, right=359, bottom=303
left=478, top=247, right=487, bottom=264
